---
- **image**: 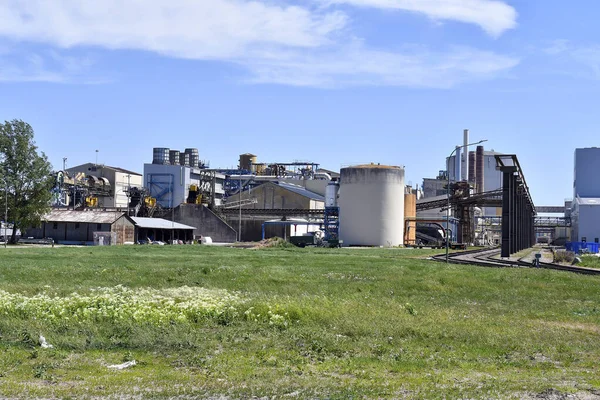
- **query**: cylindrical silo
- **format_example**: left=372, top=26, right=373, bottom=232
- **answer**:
left=152, top=148, right=170, bottom=165
left=185, top=148, right=199, bottom=168
left=404, top=191, right=417, bottom=246
left=339, top=164, right=405, bottom=247
left=179, top=153, right=190, bottom=167
left=169, top=150, right=180, bottom=165
left=454, top=146, right=461, bottom=182
left=325, top=180, right=340, bottom=207
left=239, top=153, right=257, bottom=171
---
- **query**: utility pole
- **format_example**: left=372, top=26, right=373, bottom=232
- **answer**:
left=95, top=150, right=99, bottom=166
left=171, top=173, right=174, bottom=244
left=238, top=177, right=242, bottom=242
left=4, top=179, right=7, bottom=248
left=126, top=174, right=131, bottom=216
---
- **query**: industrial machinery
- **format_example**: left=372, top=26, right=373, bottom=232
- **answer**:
left=187, top=184, right=202, bottom=204
left=323, top=179, right=342, bottom=247
left=127, top=187, right=159, bottom=217
left=50, top=170, right=112, bottom=209
left=290, top=231, right=323, bottom=248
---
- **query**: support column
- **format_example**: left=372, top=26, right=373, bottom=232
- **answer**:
left=501, top=167, right=517, bottom=258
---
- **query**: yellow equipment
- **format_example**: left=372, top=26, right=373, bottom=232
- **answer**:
left=144, top=197, right=157, bottom=208
left=85, top=196, right=98, bottom=208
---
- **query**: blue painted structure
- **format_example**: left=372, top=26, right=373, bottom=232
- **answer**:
left=565, top=242, right=599, bottom=254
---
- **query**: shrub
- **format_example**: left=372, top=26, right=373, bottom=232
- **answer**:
left=553, top=250, right=575, bottom=264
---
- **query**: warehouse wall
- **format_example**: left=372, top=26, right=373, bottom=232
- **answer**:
left=173, top=204, right=237, bottom=243
left=112, top=216, right=135, bottom=244
left=236, top=182, right=313, bottom=209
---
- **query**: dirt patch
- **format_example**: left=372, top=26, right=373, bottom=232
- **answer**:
left=519, top=388, right=600, bottom=399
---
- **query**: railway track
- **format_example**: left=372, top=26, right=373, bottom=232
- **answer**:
left=431, top=247, right=600, bottom=275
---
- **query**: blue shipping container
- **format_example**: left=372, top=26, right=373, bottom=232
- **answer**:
left=565, top=242, right=599, bottom=254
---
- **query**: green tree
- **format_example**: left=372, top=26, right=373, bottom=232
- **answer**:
left=0, top=120, right=53, bottom=244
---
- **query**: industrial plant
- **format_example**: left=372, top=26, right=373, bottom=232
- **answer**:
left=13, top=130, right=597, bottom=258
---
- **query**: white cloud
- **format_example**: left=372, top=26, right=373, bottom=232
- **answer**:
left=243, top=42, right=518, bottom=88
left=0, top=47, right=102, bottom=83
left=0, top=0, right=347, bottom=58
left=542, top=40, right=600, bottom=80
left=320, top=0, right=517, bottom=37
left=543, top=39, right=570, bottom=55
left=0, top=0, right=518, bottom=87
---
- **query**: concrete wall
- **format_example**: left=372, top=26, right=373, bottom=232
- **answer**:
left=574, top=148, right=600, bottom=199
left=422, top=178, right=447, bottom=198
left=173, top=204, right=237, bottom=243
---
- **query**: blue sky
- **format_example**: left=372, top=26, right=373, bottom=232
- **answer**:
left=1, top=0, right=599, bottom=206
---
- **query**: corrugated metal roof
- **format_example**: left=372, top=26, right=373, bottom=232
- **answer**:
left=66, top=163, right=142, bottom=176
left=131, top=217, right=196, bottom=230
left=42, top=210, right=126, bottom=224
left=104, top=165, right=143, bottom=176
left=275, top=182, right=325, bottom=201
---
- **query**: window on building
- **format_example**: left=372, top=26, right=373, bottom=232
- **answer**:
left=97, top=223, right=102, bottom=230
left=53, top=223, right=58, bottom=229
left=75, top=223, right=80, bottom=229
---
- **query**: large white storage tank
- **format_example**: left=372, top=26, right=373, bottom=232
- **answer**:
left=339, top=164, right=405, bottom=247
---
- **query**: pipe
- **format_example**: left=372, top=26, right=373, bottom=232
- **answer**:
left=314, top=172, right=332, bottom=181
left=227, top=175, right=280, bottom=180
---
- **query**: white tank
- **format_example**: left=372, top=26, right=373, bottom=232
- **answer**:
left=325, top=181, right=340, bottom=207
left=339, top=164, right=405, bottom=247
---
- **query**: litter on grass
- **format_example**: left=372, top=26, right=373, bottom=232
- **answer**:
left=107, top=360, right=137, bottom=370
left=39, top=335, right=53, bottom=349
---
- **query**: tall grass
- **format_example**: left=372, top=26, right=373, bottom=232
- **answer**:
left=0, top=246, right=599, bottom=398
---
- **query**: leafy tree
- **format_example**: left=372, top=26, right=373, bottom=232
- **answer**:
left=0, top=120, right=53, bottom=244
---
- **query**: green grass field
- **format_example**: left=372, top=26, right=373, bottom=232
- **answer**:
left=0, top=245, right=599, bottom=399
left=581, top=256, right=600, bottom=269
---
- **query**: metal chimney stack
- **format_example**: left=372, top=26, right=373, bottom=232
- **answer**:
left=468, top=151, right=476, bottom=184
left=476, top=145, right=485, bottom=194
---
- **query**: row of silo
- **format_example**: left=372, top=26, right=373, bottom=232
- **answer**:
left=153, top=147, right=201, bottom=167
left=339, top=164, right=405, bottom=247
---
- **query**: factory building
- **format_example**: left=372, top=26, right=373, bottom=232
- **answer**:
left=441, top=150, right=502, bottom=194
left=65, top=163, right=143, bottom=208
left=144, top=147, right=226, bottom=208
left=26, top=210, right=136, bottom=245
left=25, top=210, right=196, bottom=245
left=571, top=147, right=600, bottom=243
left=226, top=181, right=325, bottom=241
left=573, top=148, right=600, bottom=199
left=571, top=198, right=600, bottom=244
